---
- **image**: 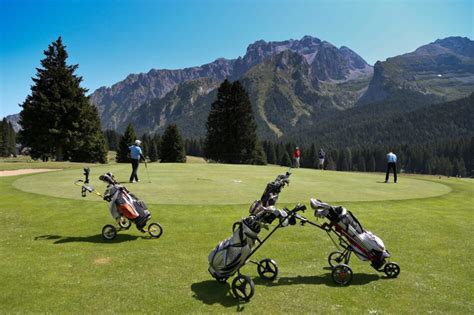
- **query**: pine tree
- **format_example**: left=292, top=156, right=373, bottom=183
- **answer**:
left=205, top=79, right=232, bottom=162
left=307, top=144, right=316, bottom=168
left=341, top=148, right=352, bottom=171
left=204, top=80, right=261, bottom=164
left=69, top=105, right=107, bottom=163
left=153, top=133, right=162, bottom=159
left=457, top=158, right=467, bottom=177
left=252, top=142, right=267, bottom=165
left=266, top=142, right=277, bottom=164
left=279, top=151, right=292, bottom=167
left=0, top=120, right=4, bottom=156
left=116, top=124, right=137, bottom=163
left=19, top=37, right=106, bottom=162
left=357, top=155, right=366, bottom=172
left=141, top=133, right=151, bottom=158
left=104, top=129, right=121, bottom=151
left=160, top=124, right=186, bottom=163
left=326, top=156, right=337, bottom=170
left=7, top=122, right=16, bottom=156
left=369, top=156, right=376, bottom=172
left=148, top=141, right=159, bottom=162
left=0, top=118, right=17, bottom=157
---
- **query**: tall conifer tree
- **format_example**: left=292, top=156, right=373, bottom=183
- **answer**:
left=205, top=79, right=232, bottom=162
left=19, top=37, right=106, bottom=162
left=160, top=124, right=186, bottom=163
left=116, top=123, right=137, bottom=163
left=0, top=119, right=16, bottom=157
left=204, top=80, right=262, bottom=164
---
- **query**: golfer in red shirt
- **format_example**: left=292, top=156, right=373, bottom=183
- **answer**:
left=293, top=147, right=301, bottom=168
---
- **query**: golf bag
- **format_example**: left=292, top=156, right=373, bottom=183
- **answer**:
left=311, top=199, right=390, bottom=269
left=101, top=173, right=151, bottom=231
left=244, top=171, right=292, bottom=226
left=208, top=207, right=289, bottom=280
left=259, top=171, right=291, bottom=207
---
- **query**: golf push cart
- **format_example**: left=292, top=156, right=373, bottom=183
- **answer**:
left=293, top=198, right=400, bottom=285
left=74, top=168, right=163, bottom=240
left=208, top=171, right=306, bottom=301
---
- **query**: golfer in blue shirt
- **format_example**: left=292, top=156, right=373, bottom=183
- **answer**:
left=129, top=140, right=145, bottom=183
left=385, top=151, right=397, bottom=183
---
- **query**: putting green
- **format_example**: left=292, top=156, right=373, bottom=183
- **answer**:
left=13, top=163, right=450, bottom=204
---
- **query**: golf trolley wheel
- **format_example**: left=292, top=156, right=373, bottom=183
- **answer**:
left=331, top=264, right=353, bottom=286
left=328, top=251, right=345, bottom=268
left=147, top=222, right=163, bottom=238
left=384, top=262, right=400, bottom=278
left=102, top=224, right=117, bottom=240
left=231, top=275, right=255, bottom=301
left=118, top=217, right=131, bottom=229
left=257, top=258, right=279, bottom=281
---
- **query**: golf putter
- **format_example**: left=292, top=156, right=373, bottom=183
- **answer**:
left=144, top=161, right=151, bottom=183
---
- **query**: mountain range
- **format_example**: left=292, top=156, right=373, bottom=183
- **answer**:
left=90, top=35, right=374, bottom=135
left=359, top=36, right=474, bottom=105
left=6, top=35, right=474, bottom=145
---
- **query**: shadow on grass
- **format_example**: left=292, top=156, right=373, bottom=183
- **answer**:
left=191, top=280, right=247, bottom=311
left=190, top=273, right=381, bottom=309
left=253, top=272, right=380, bottom=287
left=34, top=234, right=152, bottom=244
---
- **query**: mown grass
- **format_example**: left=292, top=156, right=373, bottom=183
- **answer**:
left=0, top=163, right=473, bottom=313
left=12, top=164, right=450, bottom=204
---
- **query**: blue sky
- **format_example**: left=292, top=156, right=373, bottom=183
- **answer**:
left=0, top=0, right=472, bottom=117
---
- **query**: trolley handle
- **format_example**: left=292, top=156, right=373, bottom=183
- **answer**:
left=290, top=203, right=306, bottom=213
left=282, top=203, right=306, bottom=215
left=283, top=203, right=307, bottom=226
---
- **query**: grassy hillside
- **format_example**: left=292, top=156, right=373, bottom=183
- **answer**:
left=0, top=163, right=472, bottom=313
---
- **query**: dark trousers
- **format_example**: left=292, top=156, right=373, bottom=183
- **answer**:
left=130, top=159, right=140, bottom=182
left=385, top=162, right=397, bottom=182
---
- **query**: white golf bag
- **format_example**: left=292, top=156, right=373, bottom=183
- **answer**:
left=208, top=207, right=289, bottom=280
left=311, top=199, right=390, bottom=267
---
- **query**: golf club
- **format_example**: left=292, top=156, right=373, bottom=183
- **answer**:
left=144, top=160, right=151, bottom=183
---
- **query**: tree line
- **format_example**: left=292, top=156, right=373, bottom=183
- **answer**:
left=180, top=136, right=474, bottom=177
left=289, top=92, right=474, bottom=150
left=108, top=123, right=186, bottom=163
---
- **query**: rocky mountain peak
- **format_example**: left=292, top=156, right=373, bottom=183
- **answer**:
left=434, top=36, right=474, bottom=57
left=234, top=35, right=371, bottom=79
left=91, top=35, right=373, bottom=130
left=359, top=36, right=474, bottom=105
left=339, top=46, right=369, bottom=69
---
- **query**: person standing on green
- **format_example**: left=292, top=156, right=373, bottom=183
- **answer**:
left=385, top=151, right=397, bottom=183
left=293, top=147, right=301, bottom=168
left=129, top=140, right=145, bottom=183
left=318, top=148, right=326, bottom=170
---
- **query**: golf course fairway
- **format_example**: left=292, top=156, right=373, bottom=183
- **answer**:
left=1, top=162, right=472, bottom=313
left=13, top=163, right=450, bottom=204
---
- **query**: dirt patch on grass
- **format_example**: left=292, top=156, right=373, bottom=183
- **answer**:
left=0, top=169, right=61, bottom=177
left=94, top=257, right=111, bottom=265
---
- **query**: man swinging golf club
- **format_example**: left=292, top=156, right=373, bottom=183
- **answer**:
left=129, top=140, right=146, bottom=183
